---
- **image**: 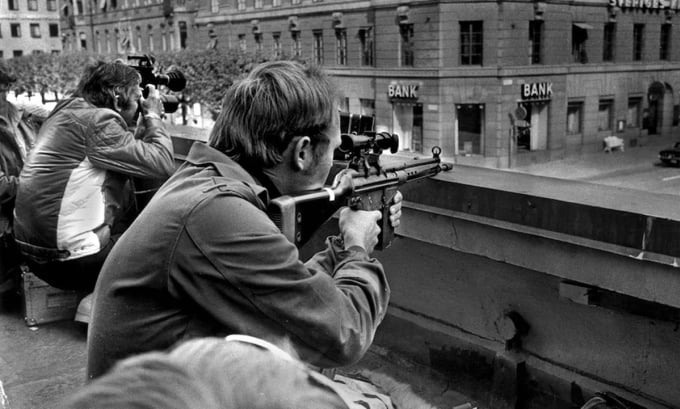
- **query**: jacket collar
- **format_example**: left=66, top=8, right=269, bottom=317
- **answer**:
left=185, top=142, right=270, bottom=205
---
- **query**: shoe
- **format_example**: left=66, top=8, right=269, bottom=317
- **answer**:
left=75, top=293, right=93, bottom=324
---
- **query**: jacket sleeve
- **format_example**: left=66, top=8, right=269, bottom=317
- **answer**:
left=86, top=114, right=175, bottom=179
left=0, top=171, right=18, bottom=204
left=172, top=194, right=391, bottom=368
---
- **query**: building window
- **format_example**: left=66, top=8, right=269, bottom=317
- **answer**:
left=28, top=0, right=38, bottom=10
left=633, top=24, right=644, bottom=61
left=254, top=32, right=263, bottom=52
left=660, top=23, right=671, bottom=61
left=400, top=23, right=414, bottom=66
left=313, top=30, right=323, bottom=65
left=359, top=27, right=374, bottom=66
left=292, top=0, right=300, bottom=3
left=10, top=24, right=21, bottom=38
left=273, top=0, right=280, bottom=5
left=79, top=32, right=87, bottom=49
left=95, top=30, right=101, bottom=53
left=49, top=23, right=59, bottom=37
left=13, top=50, right=23, bottom=57
left=603, top=23, right=615, bottom=62
left=136, top=27, right=142, bottom=51
left=566, top=101, right=583, bottom=135
left=237, top=0, right=245, bottom=10
left=335, top=28, right=347, bottom=65
left=148, top=27, right=154, bottom=52
left=291, top=31, right=301, bottom=57
left=255, top=0, right=262, bottom=8
left=8, top=0, right=18, bottom=10
left=237, top=34, right=246, bottom=51
left=529, top=20, right=543, bottom=64
left=179, top=21, right=187, bottom=49
left=572, top=23, right=590, bottom=63
left=272, top=32, right=281, bottom=58
left=460, top=21, right=483, bottom=65
left=598, top=99, right=614, bottom=131
left=627, top=97, right=642, bottom=127
left=0, top=52, right=3, bottom=59
left=47, top=0, right=57, bottom=10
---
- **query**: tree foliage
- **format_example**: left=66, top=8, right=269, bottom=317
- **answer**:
left=4, top=49, right=288, bottom=117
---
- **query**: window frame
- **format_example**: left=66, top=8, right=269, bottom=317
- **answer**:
left=603, top=22, right=615, bottom=62
left=529, top=20, right=543, bottom=64
left=49, top=23, right=59, bottom=37
left=660, top=23, right=671, bottom=61
left=633, top=24, right=644, bottom=61
left=400, top=23, right=414, bottom=67
left=359, top=27, right=374, bottom=67
left=566, top=100, right=584, bottom=135
left=313, top=30, right=324, bottom=65
left=272, top=32, right=281, bottom=58
left=598, top=99, right=614, bottom=131
left=460, top=21, right=483, bottom=66
left=291, top=30, right=302, bottom=57
left=10, top=23, right=21, bottom=38
left=627, top=97, right=642, bottom=128
left=335, top=28, right=347, bottom=65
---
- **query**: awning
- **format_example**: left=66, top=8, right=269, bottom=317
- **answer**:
left=573, top=23, right=594, bottom=30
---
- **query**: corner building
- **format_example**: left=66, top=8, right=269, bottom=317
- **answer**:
left=193, top=0, right=680, bottom=167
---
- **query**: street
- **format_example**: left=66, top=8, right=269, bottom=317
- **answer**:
left=580, top=162, right=680, bottom=195
left=509, top=138, right=680, bottom=197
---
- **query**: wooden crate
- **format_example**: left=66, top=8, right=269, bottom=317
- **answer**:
left=21, top=270, right=79, bottom=326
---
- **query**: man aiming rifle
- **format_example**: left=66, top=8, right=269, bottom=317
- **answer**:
left=87, top=60, right=404, bottom=378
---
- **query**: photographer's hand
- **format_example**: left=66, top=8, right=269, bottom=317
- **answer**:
left=141, top=84, right=163, bottom=120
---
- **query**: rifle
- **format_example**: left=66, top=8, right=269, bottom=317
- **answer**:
left=268, top=131, right=452, bottom=250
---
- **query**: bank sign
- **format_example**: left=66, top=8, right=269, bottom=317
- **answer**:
left=609, top=0, right=680, bottom=9
left=521, top=82, right=553, bottom=101
left=388, top=83, right=419, bottom=99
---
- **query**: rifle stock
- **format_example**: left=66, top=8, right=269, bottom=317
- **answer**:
left=268, top=150, right=451, bottom=250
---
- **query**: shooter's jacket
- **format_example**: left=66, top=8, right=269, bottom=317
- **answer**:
left=13, top=97, right=175, bottom=262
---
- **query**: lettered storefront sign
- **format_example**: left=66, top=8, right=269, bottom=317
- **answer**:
left=388, top=83, right=419, bottom=99
left=521, top=82, right=553, bottom=101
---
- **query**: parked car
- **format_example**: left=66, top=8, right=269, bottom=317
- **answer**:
left=659, top=142, right=680, bottom=166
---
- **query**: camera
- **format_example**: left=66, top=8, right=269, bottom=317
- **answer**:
left=127, top=55, right=186, bottom=113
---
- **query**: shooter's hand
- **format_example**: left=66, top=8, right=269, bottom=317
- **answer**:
left=339, top=208, right=382, bottom=254
left=389, top=191, right=403, bottom=229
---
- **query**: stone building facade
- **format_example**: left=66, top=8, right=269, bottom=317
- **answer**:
left=191, top=0, right=680, bottom=166
left=60, top=0, right=198, bottom=55
left=1, top=0, right=62, bottom=58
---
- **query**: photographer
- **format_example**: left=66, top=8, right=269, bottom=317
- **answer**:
left=87, top=60, right=402, bottom=379
left=13, top=60, right=175, bottom=320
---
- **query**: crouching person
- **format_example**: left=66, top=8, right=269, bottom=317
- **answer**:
left=12, top=60, right=175, bottom=321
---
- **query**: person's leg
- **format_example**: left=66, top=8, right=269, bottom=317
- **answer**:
left=28, top=236, right=120, bottom=293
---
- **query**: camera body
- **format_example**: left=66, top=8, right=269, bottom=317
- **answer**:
left=127, top=55, right=186, bottom=113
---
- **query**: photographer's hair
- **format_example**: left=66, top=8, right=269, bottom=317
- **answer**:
left=169, top=337, right=349, bottom=409
left=209, top=60, right=338, bottom=170
left=74, top=60, right=141, bottom=111
left=56, top=352, right=220, bottom=409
